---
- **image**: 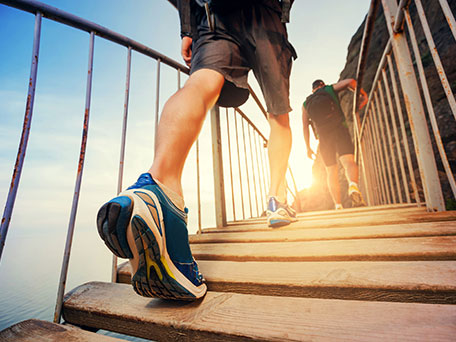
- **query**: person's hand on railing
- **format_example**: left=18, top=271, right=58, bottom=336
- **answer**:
left=181, top=36, right=193, bottom=67
left=358, top=88, right=368, bottom=110
left=307, top=147, right=316, bottom=160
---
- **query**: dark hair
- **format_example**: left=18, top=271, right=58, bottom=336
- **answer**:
left=312, top=79, right=325, bottom=90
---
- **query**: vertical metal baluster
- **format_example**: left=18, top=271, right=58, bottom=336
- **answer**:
left=241, top=119, right=253, bottom=218
left=415, top=0, right=456, bottom=121
left=371, top=117, right=384, bottom=205
left=438, top=0, right=456, bottom=40
left=259, top=135, right=268, bottom=206
left=193, top=97, right=202, bottom=233
left=383, top=0, right=444, bottom=211
left=118, top=46, right=131, bottom=189
left=234, top=111, right=245, bottom=220
left=404, top=8, right=456, bottom=199
left=254, top=132, right=265, bottom=213
left=366, top=116, right=379, bottom=204
left=358, top=133, right=371, bottom=205
left=377, top=80, right=399, bottom=203
left=371, top=110, right=391, bottom=204
left=362, top=119, right=373, bottom=204
left=54, top=31, right=95, bottom=323
left=225, top=108, right=236, bottom=221
left=247, top=125, right=259, bottom=217
left=370, top=118, right=388, bottom=204
left=111, top=46, right=132, bottom=283
left=387, top=54, right=419, bottom=205
left=177, top=68, right=181, bottom=89
left=370, top=117, right=383, bottom=205
left=154, top=59, right=161, bottom=147
left=358, top=139, right=368, bottom=202
left=0, top=13, right=42, bottom=261
left=384, top=60, right=410, bottom=203
left=381, top=71, right=403, bottom=203
left=263, top=140, right=271, bottom=191
left=365, top=123, right=378, bottom=205
left=196, top=137, right=202, bottom=233
left=210, top=105, right=226, bottom=228
left=357, top=125, right=373, bottom=206
left=372, top=95, right=392, bottom=204
left=374, top=91, right=395, bottom=204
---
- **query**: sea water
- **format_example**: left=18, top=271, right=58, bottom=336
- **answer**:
left=0, top=226, right=151, bottom=341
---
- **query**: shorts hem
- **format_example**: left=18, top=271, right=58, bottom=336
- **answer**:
left=190, top=65, right=248, bottom=91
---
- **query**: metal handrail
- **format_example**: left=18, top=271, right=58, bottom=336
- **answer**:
left=1, top=0, right=287, bottom=325
left=0, top=11, right=42, bottom=261
left=0, top=0, right=189, bottom=73
left=353, top=0, right=454, bottom=211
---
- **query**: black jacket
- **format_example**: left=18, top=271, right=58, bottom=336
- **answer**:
left=176, top=0, right=293, bottom=39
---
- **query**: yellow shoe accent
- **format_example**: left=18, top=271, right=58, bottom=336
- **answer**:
left=138, top=231, right=164, bottom=281
left=146, top=256, right=163, bottom=281
left=161, top=255, right=176, bottom=280
left=348, top=184, right=360, bottom=195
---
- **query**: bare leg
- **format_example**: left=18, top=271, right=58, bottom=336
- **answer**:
left=339, top=154, right=359, bottom=184
left=267, top=113, right=292, bottom=203
left=340, top=154, right=366, bottom=206
left=326, top=164, right=341, bottom=206
left=148, top=69, right=225, bottom=196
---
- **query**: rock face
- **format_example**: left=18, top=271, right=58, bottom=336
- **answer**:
left=294, top=0, right=456, bottom=212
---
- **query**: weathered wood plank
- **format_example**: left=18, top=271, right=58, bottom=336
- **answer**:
left=0, top=319, right=122, bottom=342
left=190, top=221, right=456, bottom=244
left=63, top=282, right=456, bottom=342
left=204, top=207, right=456, bottom=233
left=116, top=260, right=456, bottom=304
left=190, top=236, right=456, bottom=261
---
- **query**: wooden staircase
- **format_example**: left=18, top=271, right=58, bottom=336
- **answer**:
left=14, top=205, right=456, bottom=341
left=61, top=205, right=456, bottom=341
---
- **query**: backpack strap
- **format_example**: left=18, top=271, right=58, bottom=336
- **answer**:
left=325, top=85, right=345, bottom=118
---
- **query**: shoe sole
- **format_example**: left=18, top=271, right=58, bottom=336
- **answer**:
left=350, top=191, right=366, bottom=207
left=97, top=189, right=207, bottom=300
left=97, top=196, right=134, bottom=259
left=267, top=211, right=297, bottom=228
left=268, top=218, right=292, bottom=228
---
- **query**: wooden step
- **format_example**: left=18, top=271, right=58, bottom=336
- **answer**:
left=190, top=236, right=456, bottom=261
left=204, top=206, right=456, bottom=233
left=190, top=221, right=456, bottom=244
left=116, top=260, right=456, bottom=304
left=62, top=281, right=456, bottom=342
left=0, top=319, right=123, bottom=342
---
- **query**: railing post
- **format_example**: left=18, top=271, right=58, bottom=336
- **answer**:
left=381, top=0, right=445, bottom=211
left=0, top=12, right=42, bottom=262
left=54, top=31, right=95, bottom=323
left=210, top=105, right=227, bottom=228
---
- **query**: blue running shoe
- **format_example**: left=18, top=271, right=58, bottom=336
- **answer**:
left=266, top=196, right=297, bottom=228
left=97, top=173, right=206, bottom=300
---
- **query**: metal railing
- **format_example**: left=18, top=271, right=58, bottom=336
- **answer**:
left=0, top=0, right=285, bottom=325
left=353, top=0, right=455, bottom=211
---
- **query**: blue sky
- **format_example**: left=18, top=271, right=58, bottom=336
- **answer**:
left=0, top=0, right=371, bottom=239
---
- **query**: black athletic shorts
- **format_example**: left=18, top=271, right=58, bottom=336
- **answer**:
left=190, top=2, right=297, bottom=114
left=318, top=124, right=355, bottom=167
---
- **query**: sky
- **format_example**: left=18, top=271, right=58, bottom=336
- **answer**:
left=0, top=0, right=371, bottom=240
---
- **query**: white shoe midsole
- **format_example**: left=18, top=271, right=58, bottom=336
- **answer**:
left=121, top=189, right=207, bottom=298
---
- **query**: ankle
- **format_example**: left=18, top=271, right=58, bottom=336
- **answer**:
left=153, top=177, right=185, bottom=212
